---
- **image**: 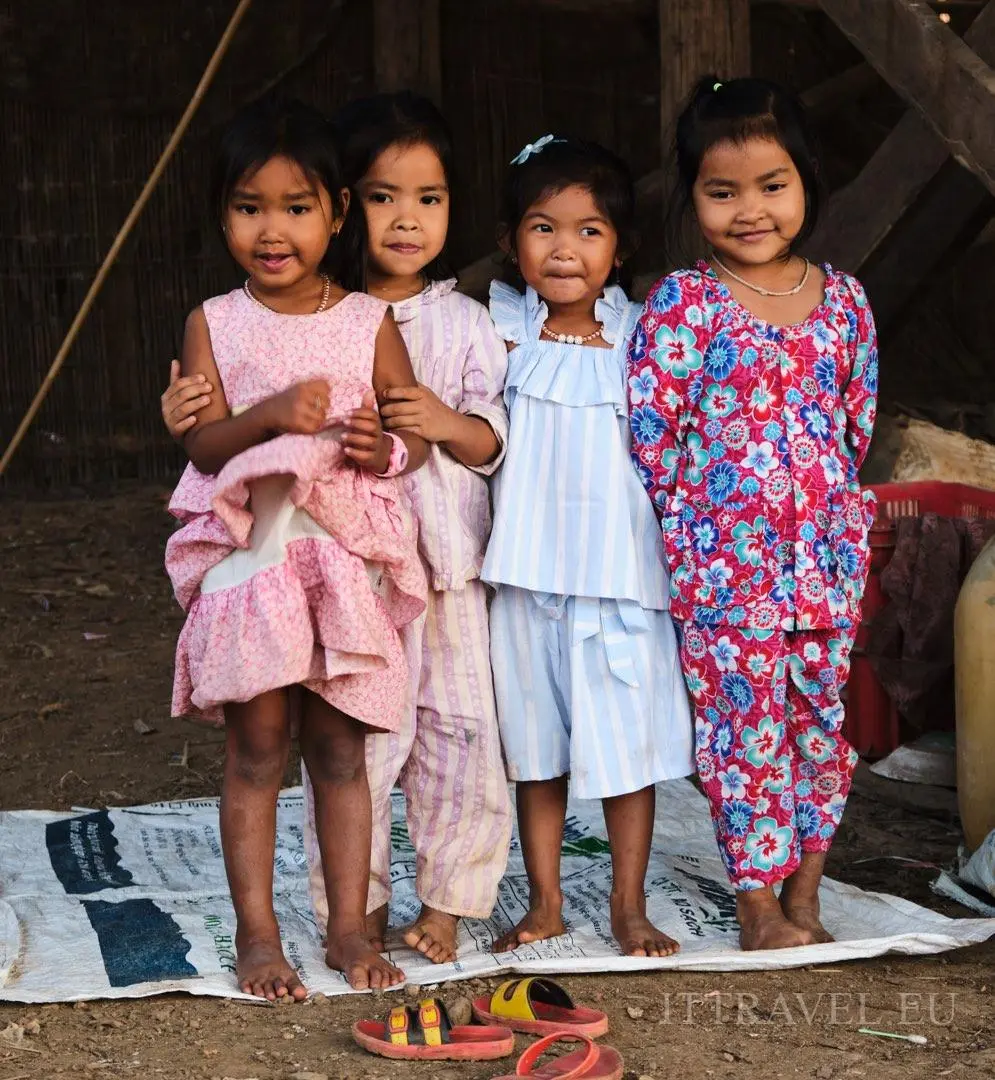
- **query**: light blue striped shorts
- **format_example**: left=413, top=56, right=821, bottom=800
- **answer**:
left=490, top=586, right=694, bottom=800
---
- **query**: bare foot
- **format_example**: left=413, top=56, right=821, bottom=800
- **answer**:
left=493, top=895, right=565, bottom=953
left=326, top=929, right=404, bottom=991
left=781, top=899, right=834, bottom=943
left=366, top=903, right=388, bottom=952
left=402, top=905, right=459, bottom=964
left=236, top=931, right=307, bottom=1001
left=610, top=899, right=679, bottom=957
left=737, top=890, right=815, bottom=951
left=779, top=851, right=833, bottom=942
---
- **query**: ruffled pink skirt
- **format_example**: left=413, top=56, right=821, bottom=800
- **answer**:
left=165, top=433, right=426, bottom=731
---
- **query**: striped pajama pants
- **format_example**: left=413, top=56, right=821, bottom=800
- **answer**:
left=490, top=585, right=694, bottom=800
left=304, top=578, right=513, bottom=928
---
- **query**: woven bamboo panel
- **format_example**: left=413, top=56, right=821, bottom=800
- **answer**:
left=0, top=0, right=372, bottom=489
left=2, top=0, right=988, bottom=488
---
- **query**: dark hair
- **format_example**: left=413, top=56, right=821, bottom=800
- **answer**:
left=328, top=91, right=456, bottom=292
left=498, top=137, right=637, bottom=290
left=669, top=76, right=823, bottom=258
left=211, top=96, right=347, bottom=271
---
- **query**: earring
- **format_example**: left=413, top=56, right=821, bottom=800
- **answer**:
left=510, top=253, right=518, bottom=265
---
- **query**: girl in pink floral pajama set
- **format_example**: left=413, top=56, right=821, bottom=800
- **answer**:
left=628, top=77, right=878, bottom=951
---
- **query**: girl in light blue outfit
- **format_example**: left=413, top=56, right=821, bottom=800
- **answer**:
left=482, top=137, right=693, bottom=959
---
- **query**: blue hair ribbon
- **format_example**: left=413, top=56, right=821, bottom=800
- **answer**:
left=509, top=134, right=560, bottom=165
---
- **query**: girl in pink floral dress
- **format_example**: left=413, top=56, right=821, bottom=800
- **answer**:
left=166, top=98, right=428, bottom=999
left=628, top=78, right=877, bottom=952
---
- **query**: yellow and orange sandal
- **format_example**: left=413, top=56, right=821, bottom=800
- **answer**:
left=352, top=997, right=515, bottom=1061
left=492, top=1032, right=624, bottom=1080
left=473, top=978, right=609, bottom=1039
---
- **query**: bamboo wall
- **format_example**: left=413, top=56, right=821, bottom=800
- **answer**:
left=1, top=0, right=989, bottom=489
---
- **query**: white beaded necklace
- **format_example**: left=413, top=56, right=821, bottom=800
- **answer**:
left=244, top=273, right=331, bottom=313
left=541, top=321, right=603, bottom=346
left=712, top=255, right=811, bottom=298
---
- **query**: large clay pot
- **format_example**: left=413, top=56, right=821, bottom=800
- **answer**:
left=954, top=534, right=995, bottom=851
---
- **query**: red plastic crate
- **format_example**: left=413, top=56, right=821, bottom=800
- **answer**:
left=871, top=481, right=995, bottom=522
left=845, top=481, right=995, bottom=759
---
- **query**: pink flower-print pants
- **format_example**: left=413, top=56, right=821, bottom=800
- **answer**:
left=679, top=623, right=859, bottom=891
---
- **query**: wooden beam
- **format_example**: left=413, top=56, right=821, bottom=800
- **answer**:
left=862, top=162, right=994, bottom=326
left=525, top=0, right=987, bottom=9
left=817, top=0, right=995, bottom=196
left=373, top=0, right=442, bottom=103
left=763, top=0, right=985, bottom=8
left=808, top=0, right=995, bottom=271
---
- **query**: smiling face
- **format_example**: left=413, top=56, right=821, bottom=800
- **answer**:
left=692, top=137, right=807, bottom=268
left=358, top=140, right=449, bottom=293
left=513, top=184, right=619, bottom=311
left=223, top=154, right=346, bottom=294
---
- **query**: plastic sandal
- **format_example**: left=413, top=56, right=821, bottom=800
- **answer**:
left=473, top=977, right=609, bottom=1038
left=492, top=1032, right=624, bottom=1079
left=352, top=997, right=515, bottom=1061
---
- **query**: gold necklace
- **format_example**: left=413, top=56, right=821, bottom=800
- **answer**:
left=244, top=274, right=331, bottom=313
left=712, top=255, right=811, bottom=297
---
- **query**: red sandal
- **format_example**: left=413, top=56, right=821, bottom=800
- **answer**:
left=492, top=1032, right=624, bottom=1079
left=473, top=977, right=609, bottom=1038
left=352, top=997, right=515, bottom=1061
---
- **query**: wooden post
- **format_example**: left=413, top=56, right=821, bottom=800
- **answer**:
left=373, top=0, right=442, bottom=103
left=658, top=0, right=751, bottom=146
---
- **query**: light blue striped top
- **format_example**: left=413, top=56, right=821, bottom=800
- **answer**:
left=481, top=282, right=669, bottom=609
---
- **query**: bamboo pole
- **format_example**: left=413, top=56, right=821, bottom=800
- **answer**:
left=0, top=0, right=254, bottom=479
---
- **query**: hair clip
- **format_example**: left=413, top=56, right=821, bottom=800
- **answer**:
left=713, top=81, right=724, bottom=92
left=510, top=134, right=559, bottom=165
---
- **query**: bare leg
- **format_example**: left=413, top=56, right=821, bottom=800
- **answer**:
left=493, top=777, right=568, bottom=953
left=222, top=690, right=306, bottom=1001
left=602, top=785, right=679, bottom=957
left=779, top=851, right=832, bottom=942
left=402, top=905, right=460, bottom=964
left=738, top=886, right=816, bottom=950
left=366, top=903, right=388, bottom=953
left=299, top=692, right=404, bottom=991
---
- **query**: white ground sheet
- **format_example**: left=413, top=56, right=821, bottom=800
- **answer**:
left=1, top=780, right=992, bottom=1002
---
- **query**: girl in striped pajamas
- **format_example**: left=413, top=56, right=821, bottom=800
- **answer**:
left=483, top=137, right=694, bottom=958
left=306, top=92, right=514, bottom=965
left=162, top=93, right=513, bottom=968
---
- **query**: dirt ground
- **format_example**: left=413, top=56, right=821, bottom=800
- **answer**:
left=0, top=486, right=992, bottom=1080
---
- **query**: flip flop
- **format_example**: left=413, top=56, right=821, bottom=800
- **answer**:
left=473, top=977, right=609, bottom=1038
left=352, top=997, right=515, bottom=1061
left=492, top=1032, right=624, bottom=1079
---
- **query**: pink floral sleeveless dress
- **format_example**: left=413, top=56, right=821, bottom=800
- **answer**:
left=165, top=287, right=426, bottom=731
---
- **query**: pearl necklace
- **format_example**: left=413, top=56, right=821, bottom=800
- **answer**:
left=243, top=273, right=331, bottom=313
left=712, top=255, right=811, bottom=298
left=541, top=321, right=603, bottom=345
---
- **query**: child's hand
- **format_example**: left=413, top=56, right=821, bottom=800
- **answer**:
left=162, top=359, right=213, bottom=438
left=344, top=390, right=390, bottom=473
left=263, top=380, right=331, bottom=435
left=380, top=384, right=457, bottom=444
